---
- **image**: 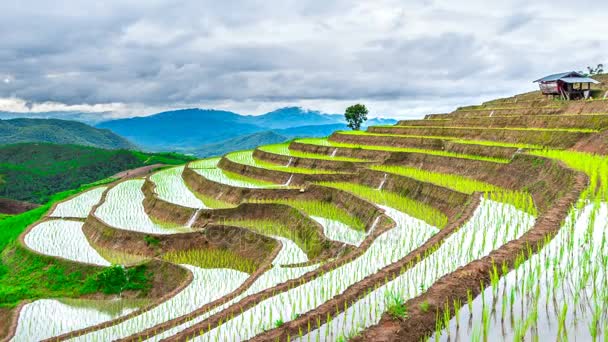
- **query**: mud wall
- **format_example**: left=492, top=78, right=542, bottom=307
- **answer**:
left=368, top=126, right=591, bottom=148
left=252, top=148, right=365, bottom=172
left=141, top=178, right=197, bottom=225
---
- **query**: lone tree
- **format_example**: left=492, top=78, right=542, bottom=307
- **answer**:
left=344, top=104, right=368, bottom=131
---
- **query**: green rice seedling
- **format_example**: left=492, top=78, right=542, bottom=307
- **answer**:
left=317, top=181, right=448, bottom=228
left=222, top=219, right=324, bottom=259
left=258, top=143, right=366, bottom=162
left=385, top=291, right=408, bottom=319
left=420, top=300, right=431, bottom=313
left=337, top=130, right=543, bottom=149
left=392, top=125, right=599, bottom=134
left=188, top=157, right=221, bottom=169
left=246, top=199, right=366, bottom=232
left=163, top=248, right=258, bottom=274
left=294, top=138, right=510, bottom=163
left=226, top=150, right=344, bottom=175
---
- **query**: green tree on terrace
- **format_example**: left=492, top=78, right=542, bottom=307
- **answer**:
left=344, top=104, right=368, bottom=131
left=584, top=63, right=604, bottom=75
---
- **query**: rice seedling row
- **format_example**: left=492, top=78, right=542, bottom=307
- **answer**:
left=95, top=179, right=190, bottom=234
left=437, top=200, right=608, bottom=341
left=188, top=204, right=438, bottom=341
left=149, top=166, right=205, bottom=209
left=258, top=143, right=366, bottom=162
left=12, top=298, right=147, bottom=341
left=294, top=138, right=509, bottom=163
left=298, top=198, right=535, bottom=341
left=317, top=182, right=449, bottom=229
left=146, top=237, right=319, bottom=341
left=49, top=187, right=107, bottom=218
left=24, top=220, right=111, bottom=266
left=192, top=167, right=284, bottom=189
left=390, top=125, right=599, bottom=133
left=226, top=150, right=343, bottom=175
left=70, top=265, right=249, bottom=341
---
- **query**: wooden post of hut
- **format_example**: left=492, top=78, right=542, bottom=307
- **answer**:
left=533, top=71, right=600, bottom=100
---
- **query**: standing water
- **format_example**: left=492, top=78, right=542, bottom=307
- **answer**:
left=284, top=174, right=294, bottom=186
left=369, top=215, right=382, bottom=234
left=330, top=148, right=338, bottom=158
left=186, top=208, right=202, bottom=228
left=377, top=174, right=388, bottom=190
left=286, top=157, right=294, bottom=167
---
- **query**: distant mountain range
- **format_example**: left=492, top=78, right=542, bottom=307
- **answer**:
left=0, top=118, right=133, bottom=149
left=0, top=107, right=396, bottom=157
left=96, top=107, right=396, bottom=155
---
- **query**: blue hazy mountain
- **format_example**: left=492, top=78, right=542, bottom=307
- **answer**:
left=96, top=107, right=396, bottom=152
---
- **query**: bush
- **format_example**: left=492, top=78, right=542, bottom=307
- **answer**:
left=85, top=264, right=151, bottom=295
left=385, top=290, right=408, bottom=319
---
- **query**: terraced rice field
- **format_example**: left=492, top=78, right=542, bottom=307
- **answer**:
left=6, top=104, right=608, bottom=342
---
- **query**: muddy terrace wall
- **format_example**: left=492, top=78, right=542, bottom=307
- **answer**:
left=218, top=157, right=353, bottom=186
left=194, top=202, right=343, bottom=260
left=356, top=169, right=470, bottom=219
left=384, top=152, right=578, bottom=214
left=426, top=100, right=608, bottom=119
left=368, top=126, right=591, bottom=149
left=352, top=166, right=588, bottom=342
left=289, top=141, right=391, bottom=161
left=83, top=214, right=276, bottom=266
left=398, top=114, right=608, bottom=130
left=329, top=132, right=517, bottom=159
left=142, top=178, right=197, bottom=225
left=252, top=148, right=369, bottom=172
left=182, top=167, right=384, bottom=230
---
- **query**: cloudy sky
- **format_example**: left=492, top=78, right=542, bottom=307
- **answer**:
left=0, top=0, right=606, bottom=120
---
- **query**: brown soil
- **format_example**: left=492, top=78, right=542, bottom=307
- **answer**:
left=162, top=213, right=395, bottom=341
left=253, top=148, right=370, bottom=172
left=0, top=197, right=39, bottom=214
left=368, top=126, right=591, bottom=149
left=353, top=168, right=587, bottom=342
left=356, top=169, right=469, bottom=219
left=182, top=167, right=384, bottom=230
left=571, top=130, right=608, bottom=155
left=83, top=214, right=277, bottom=266
left=142, top=178, right=197, bottom=225
left=0, top=305, right=20, bottom=342
left=289, top=142, right=391, bottom=161
left=194, top=203, right=343, bottom=260
left=218, top=157, right=352, bottom=186
left=398, top=114, right=608, bottom=130
left=248, top=193, right=481, bottom=342
left=329, top=132, right=518, bottom=159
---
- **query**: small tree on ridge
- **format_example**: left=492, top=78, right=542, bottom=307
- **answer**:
left=344, top=104, right=368, bottom=131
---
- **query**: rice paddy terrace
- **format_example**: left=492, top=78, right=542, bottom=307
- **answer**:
left=3, top=92, right=608, bottom=341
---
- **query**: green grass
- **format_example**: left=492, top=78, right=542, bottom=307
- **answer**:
left=337, top=130, right=540, bottom=149
left=258, top=143, right=366, bottom=162
left=247, top=199, right=366, bottom=232
left=163, top=248, right=258, bottom=274
left=317, top=182, right=448, bottom=229
left=0, top=214, right=12, bottom=222
left=0, top=177, right=127, bottom=307
left=370, top=165, right=537, bottom=216
left=295, top=138, right=509, bottom=163
left=225, top=150, right=345, bottom=174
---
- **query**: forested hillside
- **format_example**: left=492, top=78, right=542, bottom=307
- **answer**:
left=0, top=143, right=194, bottom=203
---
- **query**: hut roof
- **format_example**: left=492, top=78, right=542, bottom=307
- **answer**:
left=534, top=71, right=599, bottom=84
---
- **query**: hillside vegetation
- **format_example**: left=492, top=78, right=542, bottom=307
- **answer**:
left=0, top=143, right=194, bottom=203
left=0, top=118, right=134, bottom=149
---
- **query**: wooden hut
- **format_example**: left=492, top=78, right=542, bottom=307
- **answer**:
left=534, top=71, right=600, bottom=100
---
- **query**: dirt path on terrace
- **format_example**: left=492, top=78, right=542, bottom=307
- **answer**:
left=112, top=164, right=165, bottom=179
left=352, top=169, right=588, bottom=342
left=0, top=197, right=40, bottom=215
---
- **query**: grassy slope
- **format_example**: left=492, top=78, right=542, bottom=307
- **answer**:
left=0, top=143, right=195, bottom=203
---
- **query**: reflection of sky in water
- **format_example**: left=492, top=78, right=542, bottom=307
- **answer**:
left=12, top=298, right=146, bottom=341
